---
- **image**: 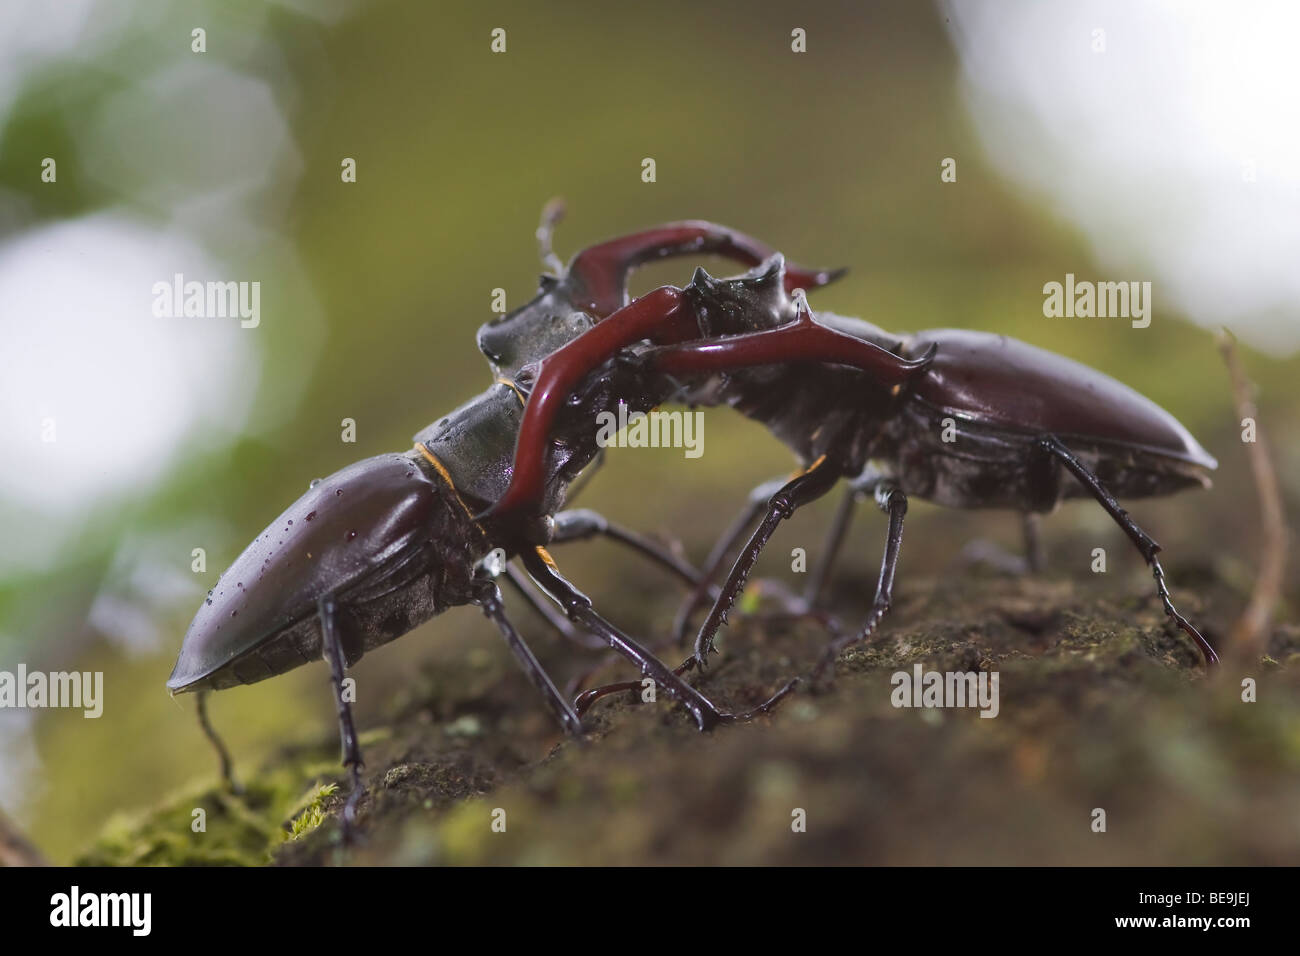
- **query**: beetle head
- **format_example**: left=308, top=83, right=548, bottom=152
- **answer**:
left=685, top=254, right=794, bottom=338
left=477, top=282, right=595, bottom=380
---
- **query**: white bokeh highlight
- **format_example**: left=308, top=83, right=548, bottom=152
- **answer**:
left=0, top=214, right=258, bottom=572
left=944, top=0, right=1300, bottom=352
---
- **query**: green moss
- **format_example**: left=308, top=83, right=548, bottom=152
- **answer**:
left=76, top=758, right=340, bottom=866
left=287, top=784, right=338, bottom=840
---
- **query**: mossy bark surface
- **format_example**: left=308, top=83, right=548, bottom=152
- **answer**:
left=79, top=561, right=1300, bottom=866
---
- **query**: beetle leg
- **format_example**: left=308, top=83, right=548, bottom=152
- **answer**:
left=474, top=578, right=586, bottom=736
left=672, top=475, right=803, bottom=645
left=551, top=507, right=704, bottom=590
left=801, top=466, right=889, bottom=610
left=195, top=691, right=242, bottom=794
left=687, top=456, right=844, bottom=671
left=572, top=667, right=800, bottom=725
left=1037, top=435, right=1219, bottom=666
left=318, top=594, right=364, bottom=839
left=520, top=507, right=732, bottom=692
left=802, top=485, right=860, bottom=610
left=519, top=545, right=726, bottom=730
left=541, top=507, right=744, bottom=696
left=519, top=547, right=793, bottom=729
left=547, top=500, right=814, bottom=720
left=813, top=483, right=908, bottom=678
left=564, top=220, right=846, bottom=319
left=671, top=471, right=855, bottom=653
left=572, top=657, right=694, bottom=718
left=503, top=562, right=605, bottom=651
left=546, top=505, right=719, bottom=656
left=571, top=648, right=800, bottom=724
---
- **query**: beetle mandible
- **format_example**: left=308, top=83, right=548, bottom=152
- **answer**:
left=482, top=244, right=1219, bottom=680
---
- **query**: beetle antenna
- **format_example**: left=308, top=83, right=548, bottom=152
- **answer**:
left=537, top=197, right=567, bottom=276
left=196, top=691, right=243, bottom=795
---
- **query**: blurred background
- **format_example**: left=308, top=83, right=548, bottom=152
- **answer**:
left=0, top=0, right=1296, bottom=863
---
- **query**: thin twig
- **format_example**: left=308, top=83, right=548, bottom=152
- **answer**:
left=1217, top=330, right=1289, bottom=659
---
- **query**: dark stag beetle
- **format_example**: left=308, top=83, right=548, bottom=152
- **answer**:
left=167, top=212, right=843, bottom=833
left=480, top=229, right=1220, bottom=695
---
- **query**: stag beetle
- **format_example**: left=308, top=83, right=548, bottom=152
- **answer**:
left=481, top=234, right=1220, bottom=683
left=167, top=212, right=841, bottom=832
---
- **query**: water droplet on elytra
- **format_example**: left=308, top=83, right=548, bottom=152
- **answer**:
left=305, top=511, right=317, bottom=521
left=309, top=478, right=322, bottom=489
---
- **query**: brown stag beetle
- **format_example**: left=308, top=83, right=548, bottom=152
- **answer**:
left=481, top=241, right=1220, bottom=692
left=167, top=213, right=845, bottom=836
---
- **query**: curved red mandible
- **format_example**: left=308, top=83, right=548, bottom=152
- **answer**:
left=478, top=286, right=701, bottom=520
left=567, top=221, right=845, bottom=318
